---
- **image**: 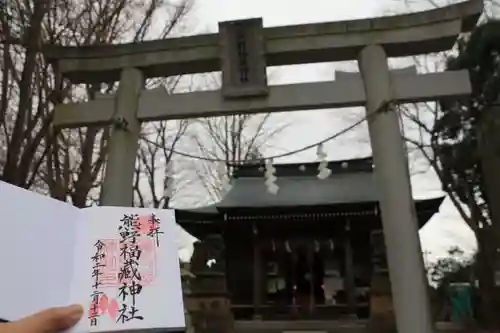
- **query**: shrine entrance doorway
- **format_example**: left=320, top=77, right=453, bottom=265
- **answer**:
left=284, top=244, right=326, bottom=313
left=263, top=238, right=358, bottom=320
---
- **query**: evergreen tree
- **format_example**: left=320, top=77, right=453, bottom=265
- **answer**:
left=434, top=20, right=500, bottom=327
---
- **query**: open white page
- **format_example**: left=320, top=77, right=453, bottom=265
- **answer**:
left=0, top=181, right=79, bottom=321
left=69, top=207, right=185, bottom=333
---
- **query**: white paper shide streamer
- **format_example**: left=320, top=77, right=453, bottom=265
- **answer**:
left=264, top=158, right=279, bottom=195
left=316, top=143, right=332, bottom=179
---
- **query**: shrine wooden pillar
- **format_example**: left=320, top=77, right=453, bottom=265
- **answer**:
left=307, top=241, right=315, bottom=313
left=252, top=225, right=262, bottom=319
left=344, top=220, right=357, bottom=316
left=290, top=242, right=297, bottom=314
left=369, top=229, right=395, bottom=333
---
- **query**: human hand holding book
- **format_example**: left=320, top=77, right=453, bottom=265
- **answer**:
left=0, top=181, right=185, bottom=333
left=0, top=304, right=83, bottom=333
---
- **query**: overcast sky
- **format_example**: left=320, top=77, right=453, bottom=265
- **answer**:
left=174, top=0, right=476, bottom=262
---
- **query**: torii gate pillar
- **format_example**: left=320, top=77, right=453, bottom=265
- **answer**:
left=100, top=68, right=143, bottom=206
left=359, top=45, right=433, bottom=333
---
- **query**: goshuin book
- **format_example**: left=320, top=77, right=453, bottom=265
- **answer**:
left=0, top=181, right=185, bottom=332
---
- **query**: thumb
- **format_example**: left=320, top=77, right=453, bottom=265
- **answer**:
left=11, top=304, right=83, bottom=333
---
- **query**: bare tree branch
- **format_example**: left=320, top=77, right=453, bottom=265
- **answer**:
left=0, top=0, right=195, bottom=210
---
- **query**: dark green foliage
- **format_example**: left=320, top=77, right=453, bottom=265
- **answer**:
left=427, top=247, right=475, bottom=322
left=434, top=20, right=500, bottom=225
left=428, top=247, right=475, bottom=287
left=432, top=20, right=500, bottom=327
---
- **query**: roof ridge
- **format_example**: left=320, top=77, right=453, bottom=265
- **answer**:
left=233, top=157, right=374, bottom=178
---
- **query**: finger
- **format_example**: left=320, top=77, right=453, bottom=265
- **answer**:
left=12, top=304, right=83, bottom=333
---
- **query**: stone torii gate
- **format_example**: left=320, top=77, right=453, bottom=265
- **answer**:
left=45, top=1, right=482, bottom=333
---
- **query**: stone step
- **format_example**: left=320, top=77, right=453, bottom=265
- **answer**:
left=233, top=320, right=465, bottom=333
left=234, top=320, right=366, bottom=333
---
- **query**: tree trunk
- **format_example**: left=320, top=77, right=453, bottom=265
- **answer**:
left=475, top=227, right=499, bottom=329
left=474, top=101, right=500, bottom=329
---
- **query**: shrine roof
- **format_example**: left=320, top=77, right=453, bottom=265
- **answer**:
left=180, top=157, right=443, bottom=210
left=175, top=157, right=444, bottom=237
left=218, top=157, right=380, bottom=208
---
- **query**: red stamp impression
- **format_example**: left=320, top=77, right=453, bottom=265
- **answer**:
left=98, top=215, right=158, bottom=288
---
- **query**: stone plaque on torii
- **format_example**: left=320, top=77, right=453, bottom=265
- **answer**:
left=44, top=1, right=483, bottom=333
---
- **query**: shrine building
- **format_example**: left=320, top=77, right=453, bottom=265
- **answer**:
left=176, top=157, right=442, bottom=324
